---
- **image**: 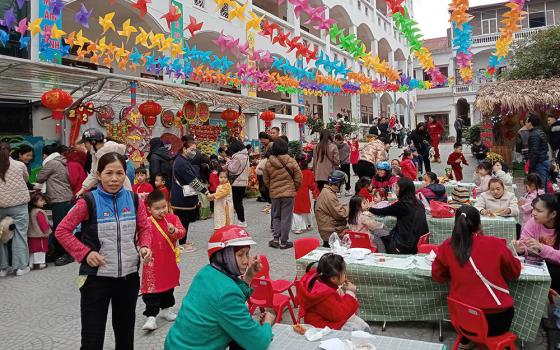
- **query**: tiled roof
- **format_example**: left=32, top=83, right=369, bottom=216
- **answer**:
left=424, top=37, right=450, bottom=51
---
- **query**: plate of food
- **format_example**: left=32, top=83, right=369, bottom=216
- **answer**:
left=349, top=248, right=371, bottom=260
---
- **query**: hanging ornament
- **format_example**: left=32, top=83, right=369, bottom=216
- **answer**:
left=96, top=105, right=115, bottom=126
left=221, top=108, right=239, bottom=123
left=197, top=102, right=210, bottom=123
left=41, top=88, right=73, bottom=120
left=260, top=110, right=276, bottom=128
left=139, top=100, right=162, bottom=128
left=161, top=109, right=175, bottom=128
left=294, top=113, right=308, bottom=126
left=183, top=100, right=196, bottom=123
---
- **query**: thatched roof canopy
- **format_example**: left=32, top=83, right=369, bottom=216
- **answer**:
left=475, top=77, right=560, bottom=115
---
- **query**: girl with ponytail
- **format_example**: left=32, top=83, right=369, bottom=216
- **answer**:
left=433, top=205, right=521, bottom=345
left=513, top=193, right=560, bottom=292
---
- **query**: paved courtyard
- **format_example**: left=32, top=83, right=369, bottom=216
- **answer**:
left=0, top=143, right=550, bottom=349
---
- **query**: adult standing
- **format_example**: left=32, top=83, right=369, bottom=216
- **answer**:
left=427, top=116, right=444, bottom=163
left=256, top=132, right=272, bottom=203
left=269, top=126, right=280, bottom=142
left=369, top=178, right=429, bottom=254
left=394, top=120, right=404, bottom=148
left=526, top=114, right=551, bottom=188
left=408, top=123, right=432, bottom=173
left=548, top=114, right=560, bottom=165
left=75, top=128, right=131, bottom=198
left=147, top=137, right=172, bottom=187
left=56, top=152, right=152, bottom=350
left=356, top=126, right=386, bottom=179
left=171, top=140, right=208, bottom=250
left=454, top=117, right=464, bottom=144
left=349, top=135, right=360, bottom=174
left=378, top=117, right=390, bottom=143
left=313, top=129, right=340, bottom=192
left=0, top=142, right=30, bottom=277
left=226, top=138, right=250, bottom=227
left=515, top=117, right=531, bottom=163
left=335, top=134, right=351, bottom=194
left=263, top=139, right=302, bottom=249
left=11, top=144, right=34, bottom=189
left=35, top=143, right=74, bottom=266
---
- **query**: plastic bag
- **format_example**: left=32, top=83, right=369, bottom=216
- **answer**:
left=430, top=200, right=455, bottom=218
left=417, top=192, right=431, bottom=215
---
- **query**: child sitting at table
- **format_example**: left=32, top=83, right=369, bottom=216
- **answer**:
left=432, top=206, right=521, bottom=347
left=475, top=178, right=519, bottom=217
left=355, top=176, right=373, bottom=202
left=474, top=161, right=492, bottom=194
left=298, top=253, right=370, bottom=331
left=493, top=160, right=513, bottom=189
left=512, top=193, right=560, bottom=292
left=348, top=195, right=387, bottom=252
left=371, top=188, right=390, bottom=209
left=416, top=172, right=447, bottom=203
left=391, top=159, right=402, bottom=177
left=400, top=150, right=417, bottom=181
left=519, top=173, right=544, bottom=226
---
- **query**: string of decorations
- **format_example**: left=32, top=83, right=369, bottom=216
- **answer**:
left=449, top=0, right=473, bottom=84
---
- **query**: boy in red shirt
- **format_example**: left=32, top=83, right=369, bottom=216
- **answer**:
left=133, top=167, right=154, bottom=204
left=141, top=190, right=186, bottom=331
left=154, top=175, right=170, bottom=211
left=427, top=116, right=445, bottom=163
left=447, top=142, right=469, bottom=181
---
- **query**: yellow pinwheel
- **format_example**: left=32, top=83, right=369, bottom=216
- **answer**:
left=135, top=27, right=150, bottom=47
left=74, top=30, right=90, bottom=48
left=170, top=43, right=184, bottom=58
left=98, top=12, right=116, bottom=34
left=29, top=18, right=42, bottom=36
left=158, top=37, right=174, bottom=52
left=50, top=24, right=66, bottom=39
left=117, top=19, right=137, bottom=43
left=229, top=1, right=248, bottom=22
left=214, top=0, right=233, bottom=11
left=98, top=36, right=108, bottom=54
left=245, top=11, right=264, bottom=31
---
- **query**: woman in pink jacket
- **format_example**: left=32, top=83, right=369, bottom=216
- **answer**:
left=356, top=126, right=387, bottom=179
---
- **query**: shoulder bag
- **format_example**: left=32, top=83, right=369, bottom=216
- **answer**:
left=151, top=216, right=180, bottom=264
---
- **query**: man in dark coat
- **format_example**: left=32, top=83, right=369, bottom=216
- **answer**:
left=527, top=114, right=551, bottom=189
left=147, top=137, right=172, bottom=187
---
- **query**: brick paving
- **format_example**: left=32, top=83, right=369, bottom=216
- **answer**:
left=0, top=143, right=548, bottom=349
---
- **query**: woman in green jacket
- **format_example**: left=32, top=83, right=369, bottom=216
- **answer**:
left=164, top=225, right=275, bottom=350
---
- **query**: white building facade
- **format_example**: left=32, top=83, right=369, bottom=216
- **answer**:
left=413, top=0, right=560, bottom=140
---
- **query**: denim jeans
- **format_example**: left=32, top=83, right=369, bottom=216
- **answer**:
left=0, top=204, right=29, bottom=270
left=535, top=160, right=551, bottom=192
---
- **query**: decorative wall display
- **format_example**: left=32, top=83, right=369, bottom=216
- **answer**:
left=161, top=109, right=175, bottom=128
left=96, top=105, right=115, bottom=126
left=183, top=101, right=197, bottom=123
left=196, top=102, right=210, bottom=123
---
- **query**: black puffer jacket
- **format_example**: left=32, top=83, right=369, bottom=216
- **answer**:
left=528, top=127, right=550, bottom=172
left=408, top=129, right=432, bottom=154
left=549, top=120, right=560, bottom=153
left=148, top=138, right=172, bottom=184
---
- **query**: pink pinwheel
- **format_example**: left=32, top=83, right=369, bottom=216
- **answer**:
left=224, top=36, right=239, bottom=54
left=15, top=18, right=27, bottom=36
left=313, top=17, right=335, bottom=31
left=236, top=63, right=248, bottom=76
left=237, top=41, right=249, bottom=56
left=252, top=49, right=263, bottom=61
left=293, top=0, right=312, bottom=18
left=42, top=26, right=52, bottom=42
left=261, top=51, right=273, bottom=65
left=455, top=51, right=473, bottom=68
left=74, top=3, right=93, bottom=28
left=304, top=6, right=326, bottom=24
left=212, top=31, right=229, bottom=52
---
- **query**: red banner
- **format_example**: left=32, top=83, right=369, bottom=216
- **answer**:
left=190, top=125, right=221, bottom=141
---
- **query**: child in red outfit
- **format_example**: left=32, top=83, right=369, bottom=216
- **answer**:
left=154, top=175, right=171, bottom=212
left=447, top=142, right=469, bottom=181
left=400, top=150, right=418, bottom=180
left=355, top=176, right=373, bottom=202
left=133, top=167, right=154, bottom=204
left=292, top=157, right=317, bottom=234
left=141, top=190, right=186, bottom=331
left=64, top=147, right=87, bottom=195
left=27, top=191, right=51, bottom=269
left=298, top=253, right=369, bottom=331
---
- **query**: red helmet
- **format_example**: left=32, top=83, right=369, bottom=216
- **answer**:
left=207, top=225, right=256, bottom=258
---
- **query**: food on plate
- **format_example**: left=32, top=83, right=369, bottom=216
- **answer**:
left=292, top=324, right=307, bottom=335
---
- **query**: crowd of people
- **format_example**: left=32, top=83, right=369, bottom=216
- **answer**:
left=2, top=110, right=560, bottom=349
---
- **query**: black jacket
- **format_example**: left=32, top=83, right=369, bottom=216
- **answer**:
left=407, top=129, right=432, bottom=154
left=369, top=199, right=429, bottom=254
left=528, top=127, right=550, bottom=172
left=148, top=138, right=172, bottom=184
left=549, top=120, right=560, bottom=152
left=471, top=143, right=489, bottom=160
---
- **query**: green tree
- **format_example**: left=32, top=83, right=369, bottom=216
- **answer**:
left=502, top=26, right=560, bottom=80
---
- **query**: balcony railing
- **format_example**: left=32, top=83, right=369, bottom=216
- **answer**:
left=472, top=26, right=549, bottom=46
left=453, top=84, right=481, bottom=94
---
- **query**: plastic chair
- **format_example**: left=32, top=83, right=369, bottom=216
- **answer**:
left=253, top=255, right=296, bottom=305
left=447, top=297, right=517, bottom=350
left=249, top=278, right=297, bottom=323
left=345, top=231, right=378, bottom=253
left=294, top=237, right=321, bottom=260
left=417, top=232, right=439, bottom=254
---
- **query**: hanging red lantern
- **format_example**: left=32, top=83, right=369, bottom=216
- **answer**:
left=260, top=110, right=276, bottom=127
left=294, top=113, right=308, bottom=126
left=139, top=100, right=162, bottom=128
left=221, top=108, right=239, bottom=123
left=41, top=88, right=73, bottom=120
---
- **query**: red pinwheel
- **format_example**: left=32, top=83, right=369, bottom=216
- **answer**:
left=272, top=29, right=290, bottom=47
left=161, top=5, right=181, bottom=29
left=185, top=16, right=203, bottom=39
left=132, top=0, right=150, bottom=17
left=260, top=19, right=280, bottom=40
left=386, top=0, right=405, bottom=15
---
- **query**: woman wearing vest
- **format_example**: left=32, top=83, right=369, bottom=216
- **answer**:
left=56, top=152, right=153, bottom=350
left=432, top=205, right=521, bottom=349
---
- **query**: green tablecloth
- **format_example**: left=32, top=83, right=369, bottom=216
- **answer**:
left=297, top=249, right=551, bottom=342
left=270, top=324, right=446, bottom=350
left=373, top=215, right=517, bottom=245
left=414, top=181, right=519, bottom=197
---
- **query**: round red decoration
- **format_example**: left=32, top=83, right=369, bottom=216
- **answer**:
left=139, top=100, right=162, bottom=128
left=41, top=88, right=73, bottom=120
left=183, top=101, right=196, bottom=123
left=197, top=102, right=210, bottom=123
left=294, top=113, right=308, bottom=125
left=161, top=109, right=175, bottom=128
left=221, top=108, right=239, bottom=122
left=260, top=110, right=276, bottom=127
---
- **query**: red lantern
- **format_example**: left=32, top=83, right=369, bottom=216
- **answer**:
left=139, top=100, right=162, bottom=128
left=260, top=110, right=276, bottom=127
left=294, top=113, right=308, bottom=125
left=221, top=108, right=239, bottom=123
left=41, top=88, right=73, bottom=120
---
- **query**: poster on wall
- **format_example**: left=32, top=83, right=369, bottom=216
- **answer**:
left=38, top=0, right=63, bottom=63
left=190, top=125, right=221, bottom=156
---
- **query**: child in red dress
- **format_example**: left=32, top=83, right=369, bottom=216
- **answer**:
left=27, top=191, right=51, bottom=270
left=154, top=175, right=171, bottom=212
left=133, top=167, right=154, bottom=204
left=400, top=150, right=418, bottom=180
left=292, top=157, right=317, bottom=234
left=447, top=142, right=469, bottom=181
left=355, top=176, right=373, bottom=202
left=141, top=190, right=186, bottom=331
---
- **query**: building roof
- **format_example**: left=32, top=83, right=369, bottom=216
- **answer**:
left=424, top=37, right=450, bottom=51
left=475, top=77, right=560, bottom=114
left=469, top=1, right=509, bottom=11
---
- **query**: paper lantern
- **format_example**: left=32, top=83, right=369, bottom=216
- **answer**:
left=183, top=101, right=196, bottom=123
left=221, top=108, right=239, bottom=122
left=41, top=88, right=73, bottom=120
left=139, top=100, right=162, bottom=128
left=294, top=113, right=308, bottom=125
left=260, top=110, right=276, bottom=127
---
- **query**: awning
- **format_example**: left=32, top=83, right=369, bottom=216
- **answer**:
left=0, top=55, right=301, bottom=113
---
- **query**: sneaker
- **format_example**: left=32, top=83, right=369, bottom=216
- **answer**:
left=38, top=263, right=47, bottom=270
left=268, top=240, right=280, bottom=248
left=142, top=316, right=157, bottom=331
left=237, top=221, right=248, bottom=228
left=280, top=241, right=294, bottom=249
left=0, top=269, right=7, bottom=277
left=15, top=267, right=30, bottom=276
left=160, top=308, right=177, bottom=322
left=55, top=254, right=74, bottom=266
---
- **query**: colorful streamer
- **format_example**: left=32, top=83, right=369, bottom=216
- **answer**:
left=449, top=0, right=473, bottom=84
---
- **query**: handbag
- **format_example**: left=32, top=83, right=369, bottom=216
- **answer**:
left=175, top=177, right=198, bottom=197
left=429, top=200, right=455, bottom=218
left=150, top=217, right=180, bottom=264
